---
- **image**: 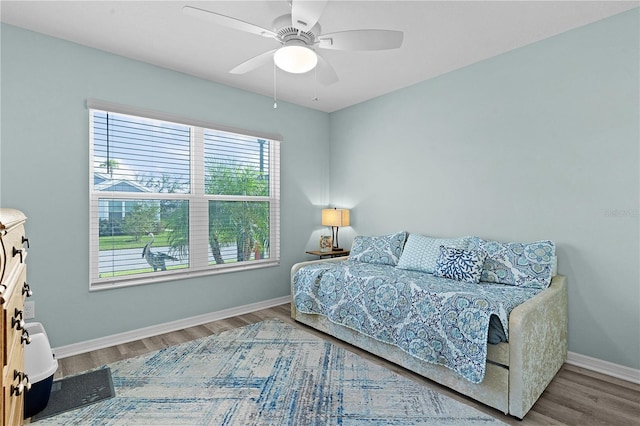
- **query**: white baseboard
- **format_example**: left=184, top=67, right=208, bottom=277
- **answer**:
left=567, top=351, right=640, bottom=384
left=53, top=296, right=291, bottom=359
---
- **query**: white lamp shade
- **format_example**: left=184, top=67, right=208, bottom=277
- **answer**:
left=322, top=209, right=350, bottom=227
left=274, top=45, right=318, bottom=74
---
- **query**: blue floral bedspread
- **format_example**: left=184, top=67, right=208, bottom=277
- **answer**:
left=293, top=260, right=542, bottom=383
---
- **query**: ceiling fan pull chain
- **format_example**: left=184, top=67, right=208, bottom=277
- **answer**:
left=313, top=66, right=319, bottom=102
left=273, top=62, right=278, bottom=109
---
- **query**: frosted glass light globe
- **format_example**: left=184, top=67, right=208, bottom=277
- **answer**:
left=274, top=45, right=318, bottom=74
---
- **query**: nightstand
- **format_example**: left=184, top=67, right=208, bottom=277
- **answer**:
left=305, top=249, right=350, bottom=259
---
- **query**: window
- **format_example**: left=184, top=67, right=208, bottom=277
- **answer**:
left=89, top=101, right=280, bottom=289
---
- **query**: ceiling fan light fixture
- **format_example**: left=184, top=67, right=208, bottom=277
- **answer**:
left=274, top=45, right=318, bottom=74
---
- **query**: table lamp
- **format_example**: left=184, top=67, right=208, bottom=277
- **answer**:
left=321, top=208, right=350, bottom=251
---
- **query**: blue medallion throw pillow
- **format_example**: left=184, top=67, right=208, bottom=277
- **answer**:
left=434, top=246, right=487, bottom=284
left=397, top=234, right=471, bottom=274
left=349, top=231, right=407, bottom=266
left=467, top=237, right=556, bottom=289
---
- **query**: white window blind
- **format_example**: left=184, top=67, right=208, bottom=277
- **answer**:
left=89, top=103, right=280, bottom=290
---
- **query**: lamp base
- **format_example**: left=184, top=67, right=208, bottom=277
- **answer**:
left=330, top=226, right=343, bottom=253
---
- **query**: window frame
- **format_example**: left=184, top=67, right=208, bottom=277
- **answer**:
left=88, top=99, right=281, bottom=291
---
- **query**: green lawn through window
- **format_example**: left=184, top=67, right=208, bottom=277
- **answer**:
left=99, top=232, right=172, bottom=251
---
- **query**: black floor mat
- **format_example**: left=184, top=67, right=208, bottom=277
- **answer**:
left=30, top=367, right=114, bottom=422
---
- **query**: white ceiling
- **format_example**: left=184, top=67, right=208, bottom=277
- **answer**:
left=1, top=1, right=637, bottom=112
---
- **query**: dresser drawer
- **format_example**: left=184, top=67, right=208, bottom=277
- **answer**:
left=0, top=222, right=28, bottom=290
left=3, top=342, right=26, bottom=426
left=3, top=265, right=27, bottom=368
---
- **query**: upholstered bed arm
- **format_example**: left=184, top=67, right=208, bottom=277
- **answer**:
left=290, top=257, right=348, bottom=317
left=290, top=257, right=347, bottom=277
left=508, top=275, right=568, bottom=419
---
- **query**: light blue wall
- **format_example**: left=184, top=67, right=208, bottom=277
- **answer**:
left=329, top=9, right=639, bottom=370
left=0, top=24, right=330, bottom=347
left=2, top=8, right=638, bottom=371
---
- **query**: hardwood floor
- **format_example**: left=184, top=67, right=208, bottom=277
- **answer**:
left=55, top=304, right=640, bottom=426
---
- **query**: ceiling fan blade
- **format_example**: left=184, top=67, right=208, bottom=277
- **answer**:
left=318, top=30, right=403, bottom=51
left=182, top=6, right=277, bottom=39
left=315, top=53, right=338, bottom=86
left=229, top=49, right=278, bottom=74
left=291, top=0, right=328, bottom=32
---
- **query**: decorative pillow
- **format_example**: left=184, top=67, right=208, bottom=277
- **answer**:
left=433, top=246, right=487, bottom=284
left=397, top=234, right=471, bottom=274
left=349, top=231, right=407, bottom=266
left=467, top=237, right=556, bottom=289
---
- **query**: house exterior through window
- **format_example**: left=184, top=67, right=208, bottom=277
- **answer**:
left=88, top=100, right=280, bottom=290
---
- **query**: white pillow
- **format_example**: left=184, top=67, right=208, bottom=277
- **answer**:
left=397, top=234, right=471, bottom=274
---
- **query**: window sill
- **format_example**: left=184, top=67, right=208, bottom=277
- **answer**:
left=90, top=259, right=280, bottom=291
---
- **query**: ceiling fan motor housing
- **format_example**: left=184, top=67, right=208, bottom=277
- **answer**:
left=273, top=14, right=320, bottom=47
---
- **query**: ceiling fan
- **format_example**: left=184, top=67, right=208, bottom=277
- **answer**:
left=183, top=0, right=403, bottom=85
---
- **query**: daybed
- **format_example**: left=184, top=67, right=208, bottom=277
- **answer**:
left=291, top=232, right=567, bottom=419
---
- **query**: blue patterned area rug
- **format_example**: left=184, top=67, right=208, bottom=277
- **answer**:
left=33, top=319, right=505, bottom=425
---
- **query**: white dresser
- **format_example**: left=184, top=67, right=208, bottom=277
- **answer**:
left=0, top=209, right=32, bottom=426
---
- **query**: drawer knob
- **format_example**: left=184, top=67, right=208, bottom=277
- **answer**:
left=12, top=309, right=25, bottom=330
left=10, top=383, right=24, bottom=396
left=12, top=317, right=25, bottom=330
left=23, top=374, right=32, bottom=391
left=22, top=236, right=30, bottom=248
left=11, top=370, right=30, bottom=395
left=22, top=282, right=33, bottom=297
left=13, top=369, right=27, bottom=382
left=21, top=329, right=31, bottom=345
left=12, top=247, right=23, bottom=263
